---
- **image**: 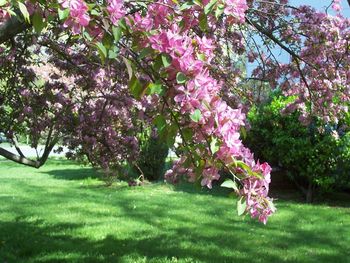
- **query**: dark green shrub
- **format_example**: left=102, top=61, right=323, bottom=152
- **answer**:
left=245, top=92, right=350, bottom=202
left=335, top=132, right=350, bottom=190
left=136, top=128, right=169, bottom=181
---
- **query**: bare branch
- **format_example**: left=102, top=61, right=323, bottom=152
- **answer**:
left=12, top=135, right=25, bottom=158
left=0, top=147, right=40, bottom=168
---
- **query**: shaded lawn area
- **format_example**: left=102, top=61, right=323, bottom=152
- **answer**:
left=0, top=160, right=349, bottom=263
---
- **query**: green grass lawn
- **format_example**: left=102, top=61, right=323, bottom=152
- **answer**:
left=0, top=160, right=349, bottom=263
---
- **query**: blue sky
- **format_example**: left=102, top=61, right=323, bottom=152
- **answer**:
left=245, top=0, right=350, bottom=75
left=290, top=0, right=350, bottom=17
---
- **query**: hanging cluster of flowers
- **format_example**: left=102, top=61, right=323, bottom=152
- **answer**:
left=92, top=0, right=273, bottom=223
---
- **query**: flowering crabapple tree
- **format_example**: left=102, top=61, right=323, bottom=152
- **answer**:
left=0, top=0, right=349, bottom=223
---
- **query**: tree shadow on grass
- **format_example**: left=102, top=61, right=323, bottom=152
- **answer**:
left=1, top=160, right=349, bottom=262
left=0, top=219, right=244, bottom=263
left=40, top=163, right=350, bottom=210
left=170, top=181, right=232, bottom=199
left=1, top=176, right=349, bottom=263
left=0, top=203, right=349, bottom=263
left=41, top=168, right=102, bottom=181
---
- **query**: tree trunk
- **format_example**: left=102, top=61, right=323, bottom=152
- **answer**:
left=306, top=181, right=315, bottom=203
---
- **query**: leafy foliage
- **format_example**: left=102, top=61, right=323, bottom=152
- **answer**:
left=136, top=128, right=169, bottom=181
left=246, top=92, right=350, bottom=199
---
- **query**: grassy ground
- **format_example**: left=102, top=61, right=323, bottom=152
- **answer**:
left=0, top=160, right=349, bottom=263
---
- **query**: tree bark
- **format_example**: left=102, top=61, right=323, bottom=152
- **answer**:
left=0, top=139, right=57, bottom=169
left=305, top=181, right=315, bottom=203
left=0, top=147, right=41, bottom=168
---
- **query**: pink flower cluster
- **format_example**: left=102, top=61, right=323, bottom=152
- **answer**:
left=332, top=0, right=342, bottom=12
left=241, top=162, right=275, bottom=224
left=130, top=1, right=275, bottom=223
left=128, top=1, right=175, bottom=32
left=164, top=156, right=194, bottom=184
left=247, top=2, right=350, bottom=126
left=60, top=0, right=90, bottom=34
left=224, top=0, right=249, bottom=24
left=107, top=0, right=125, bottom=26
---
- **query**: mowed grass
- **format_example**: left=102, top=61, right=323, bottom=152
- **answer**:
left=0, top=160, right=349, bottom=263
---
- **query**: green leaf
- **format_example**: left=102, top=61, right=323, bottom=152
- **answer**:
left=180, top=1, right=194, bottom=11
left=0, top=0, right=7, bottom=7
left=153, top=55, right=164, bottom=72
left=18, top=2, right=30, bottom=22
left=139, top=47, right=154, bottom=59
left=32, top=12, right=45, bottom=34
left=154, top=115, right=167, bottom=132
left=210, top=137, right=220, bottom=154
left=112, top=26, right=122, bottom=42
left=237, top=197, right=247, bottom=216
left=122, top=57, right=133, bottom=80
left=215, top=3, right=225, bottom=18
left=221, top=179, right=238, bottom=191
left=176, top=72, right=187, bottom=84
left=58, top=8, right=70, bottom=21
left=240, top=126, right=247, bottom=140
left=195, top=159, right=206, bottom=177
left=204, top=0, right=217, bottom=15
left=235, top=160, right=250, bottom=171
left=90, top=9, right=100, bottom=16
left=161, top=53, right=172, bottom=68
left=166, top=124, right=178, bottom=147
left=136, top=1, right=148, bottom=8
left=148, top=82, right=164, bottom=95
left=128, top=76, right=144, bottom=100
left=190, top=109, right=202, bottom=123
left=102, top=33, right=114, bottom=50
left=235, top=160, right=262, bottom=179
left=87, top=3, right=96, bottom=10
left=118, top=18, right=128, bottom=31
left=199, top=13, right=208, bottom=31
left=83, top=31, right=93, bottom=41
left=108, top=50, right=118, bottom=59
left=193, top=0, right=202, bottom=6
left=197, top=53, right=206, bottom=61
left=182, top=128, right=193, bottom=141
left=7, top=9, right=16, bottom=17
left=96, top=42, right=107, bottom=61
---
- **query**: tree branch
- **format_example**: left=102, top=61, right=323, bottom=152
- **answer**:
left=246, top=17, right=317, bottom=70
left=12, top=135, right=25, bottom=158
left=0, top=133, right=58, bottom=169
left=0, top=147, right=40, bottom=168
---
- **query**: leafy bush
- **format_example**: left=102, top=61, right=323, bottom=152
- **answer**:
left=245, top=92, right=350, bottom=202
left=335, top=132, right=350, bottom=190
left=136, top=128, right=169, bottom=181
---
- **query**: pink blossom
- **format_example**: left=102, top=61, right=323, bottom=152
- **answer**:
left=224, top=0, right=248, bottom=24
left=201, top=167, right=220, bottom=189
left=332, top=0, right=342, bottom=12
left=107, top=0, right=125, bottom=26
left=60, top=0, right=90, bottom=34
